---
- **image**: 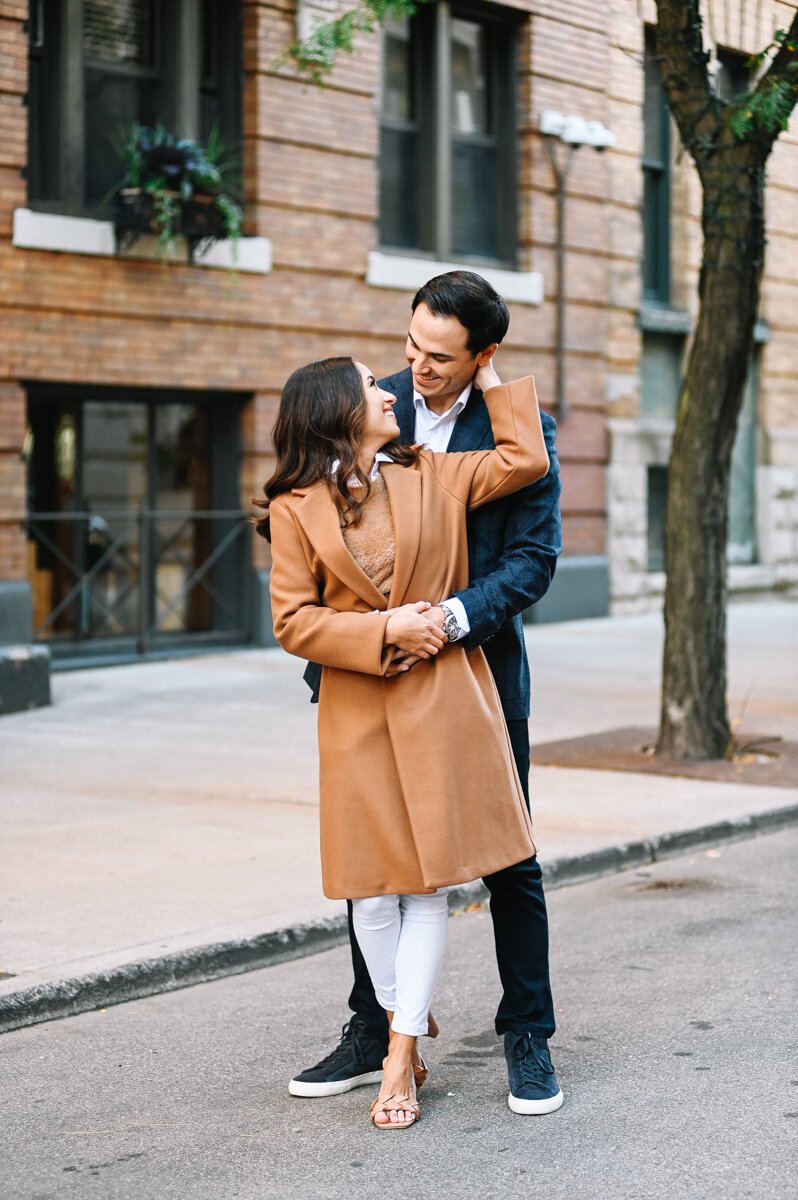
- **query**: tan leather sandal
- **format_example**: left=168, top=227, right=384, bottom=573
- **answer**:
left=370, top=1065, right=420, bottom=1130
left=369, top=1090, right=421, bottom=1130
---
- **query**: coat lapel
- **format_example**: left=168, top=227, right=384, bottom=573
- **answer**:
left=292, top=484, right=389, bottom=610
left=446, top=387, right=494, bottom=452
left=381, top=463, right=422, bottom=607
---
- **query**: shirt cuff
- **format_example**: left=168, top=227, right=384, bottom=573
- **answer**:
left=441, top=596, right=470, bottom=640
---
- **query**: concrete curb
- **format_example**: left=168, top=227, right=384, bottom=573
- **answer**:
left=2, top=802, right=797, bottom=1036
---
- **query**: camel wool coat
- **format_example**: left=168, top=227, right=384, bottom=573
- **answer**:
left=268, top=377, right=549, bottom=899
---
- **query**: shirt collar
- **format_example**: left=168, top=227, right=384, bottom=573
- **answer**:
left=330, top=451, right=392, bottom=484
left=412, top=380, right=473, bottom=419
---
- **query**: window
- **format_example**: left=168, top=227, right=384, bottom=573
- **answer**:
left=26, top=0, right=242, bottom=215
left=26, top=385, right=250, bottom=656
left=645, top=358, right=759, bottom=572
left=715, top=46, right=751, bottom=103
left=379, top=3, right=518, bottom=266
left=642, top=27, right=670, bottom=304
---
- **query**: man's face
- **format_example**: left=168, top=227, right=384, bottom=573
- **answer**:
left=405, top=303, right=496, bottom=405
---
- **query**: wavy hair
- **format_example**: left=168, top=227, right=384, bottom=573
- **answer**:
left=253, top=357, right=418, bottom=540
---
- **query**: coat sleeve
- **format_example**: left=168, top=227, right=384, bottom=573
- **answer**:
left=452, top=413, right=562, bottom=648
left=424, top=376, right=550, bottom=510
left=269, top=500, right=393, bottom=675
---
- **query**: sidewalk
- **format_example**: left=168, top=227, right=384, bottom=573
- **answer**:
left=1, top=600, right=796, bottom=1032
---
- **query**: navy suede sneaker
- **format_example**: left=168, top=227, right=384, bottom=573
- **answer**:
left=289, top=1016, right=388, bottom=1097
left=504, top=1031, right=564, bottom=1114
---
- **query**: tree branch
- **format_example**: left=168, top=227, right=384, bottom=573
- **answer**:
left=742, top=12, right=798, bottom=153
left=759, top=12, right=798, bottom=87
left=653, top=0, right=720, bottom=161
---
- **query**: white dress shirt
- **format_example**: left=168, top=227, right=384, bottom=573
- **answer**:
left=412, top=384, right=473, bottom=639
left=412, top=381, right=473, bottom=453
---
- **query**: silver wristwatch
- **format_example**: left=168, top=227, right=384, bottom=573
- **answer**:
left=438, top=603, right=463, bottom=642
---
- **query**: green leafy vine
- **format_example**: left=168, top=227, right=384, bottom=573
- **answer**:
left=284, top=0, right=428, bottom=82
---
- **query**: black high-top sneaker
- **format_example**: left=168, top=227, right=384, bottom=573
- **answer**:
left=289, top=1016, right=389, bottom=1097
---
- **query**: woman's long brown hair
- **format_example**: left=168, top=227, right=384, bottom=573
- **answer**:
left=253, top=357, right=418, bottom=539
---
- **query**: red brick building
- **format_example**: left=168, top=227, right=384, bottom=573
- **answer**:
left=1, top=0, right=796, bottom=711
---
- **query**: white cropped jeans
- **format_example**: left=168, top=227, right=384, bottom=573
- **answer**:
left=351, top=889, right=449, bottom=1037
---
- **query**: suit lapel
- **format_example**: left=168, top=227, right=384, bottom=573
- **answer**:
left=292, top=484, right=389, bottom=610
left=446, top=387, right=494, bottom=452
left=383, top=371, right=494, bottom=451
left=381, top=463, right=422, bottom=607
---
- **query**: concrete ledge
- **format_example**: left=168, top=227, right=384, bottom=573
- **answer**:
left=525, top=556, right=610, bottom=624
left=0, top=581, right=34, bottom=643
left=2, top=803, right=796, bottom=1035
left=366, top=251, right=544, bottom=305
left=12, top=208, right=272, bottom=274
left=250, top=569, right=278, bottom=648
left=0, top=644, right=51, bottom=716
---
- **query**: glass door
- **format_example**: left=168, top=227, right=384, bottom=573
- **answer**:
left=26, top=388, right=248, bottom=659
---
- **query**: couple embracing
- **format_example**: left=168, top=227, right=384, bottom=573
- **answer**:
left=256, top=271, right=563, bottom=1128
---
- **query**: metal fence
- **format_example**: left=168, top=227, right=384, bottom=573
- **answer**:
left=22, top=508, right=252, bottom=656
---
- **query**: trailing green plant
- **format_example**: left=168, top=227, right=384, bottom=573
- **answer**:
left=116, top=123, right=243, bottom=256
left=284, top=0, right=427, bottom=82
left=729, top=30, right=798, bottom=139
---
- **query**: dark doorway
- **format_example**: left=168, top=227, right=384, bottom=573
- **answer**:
left=25, top=385, right=250, bottom=662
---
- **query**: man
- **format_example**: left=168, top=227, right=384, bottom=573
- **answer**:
left=291, top=271, right=563, bottom=1115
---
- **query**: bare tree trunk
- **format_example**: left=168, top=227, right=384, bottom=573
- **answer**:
left=651, top=0, right=798, bottom=759
left=658, top=147, right=765, bottom=757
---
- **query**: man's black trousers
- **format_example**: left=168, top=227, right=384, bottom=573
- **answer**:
left=346, top=717, right=556, bottom=1042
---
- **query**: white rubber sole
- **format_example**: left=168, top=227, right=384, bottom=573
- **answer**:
left=507, top=1088, right=564, bottom=1115
left=289, top=1069, right=383, bottom=1097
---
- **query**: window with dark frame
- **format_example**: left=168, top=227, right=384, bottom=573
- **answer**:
left=714, top=46, right=751, bottom=103
left=642, top=26, right=671, bottom=305
left=379, top=2, right=518, bottom=266
left=26, top=0, right=242, bottom=216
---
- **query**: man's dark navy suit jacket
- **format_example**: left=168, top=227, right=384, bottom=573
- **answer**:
left=301, top=366, right=562, bottom=721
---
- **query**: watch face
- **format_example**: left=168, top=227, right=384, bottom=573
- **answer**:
left=444, top=613, right=459, bottom=639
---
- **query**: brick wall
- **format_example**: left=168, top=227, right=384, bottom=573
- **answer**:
left=1, top=0, right=797, bottom=606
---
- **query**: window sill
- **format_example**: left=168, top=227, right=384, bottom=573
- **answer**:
left=12, top=208, right=273, bottom=274
left=645, top=563, right=774, bottom=589
left=366, top=251, right=543, bottom=305
left=639, top=303, right=770, bottom=344
left=639, top=304, right=692, bottom=335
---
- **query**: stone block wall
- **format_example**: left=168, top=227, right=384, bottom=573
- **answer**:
left=607, top=0, right=798, bottom=614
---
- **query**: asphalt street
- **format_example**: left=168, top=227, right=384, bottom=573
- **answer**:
left=3, top=828, right=797, bottom=1200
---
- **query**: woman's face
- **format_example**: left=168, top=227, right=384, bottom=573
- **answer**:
left=356, top=362, right=400, bottom=445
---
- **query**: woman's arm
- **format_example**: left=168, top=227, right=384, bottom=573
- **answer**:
left=426, top=372, right=549, bottom=510
left=269, top=502, right=445, bottom=672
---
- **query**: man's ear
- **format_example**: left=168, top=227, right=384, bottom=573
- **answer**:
left=476, top=343, right=499, bottom=367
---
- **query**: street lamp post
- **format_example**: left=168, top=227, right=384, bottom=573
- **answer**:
left=539, top=111, right=615, bottom=421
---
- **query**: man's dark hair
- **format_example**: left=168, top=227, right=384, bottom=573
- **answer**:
left=411, top=270, right=510, bottom=353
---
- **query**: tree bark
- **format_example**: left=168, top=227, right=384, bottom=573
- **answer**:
left=653, top=1, right=798, bottom=758
left=658, top=142, right=765, bottom=758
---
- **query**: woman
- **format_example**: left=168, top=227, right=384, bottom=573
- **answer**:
left=255, top=355, right=549, bottom=1129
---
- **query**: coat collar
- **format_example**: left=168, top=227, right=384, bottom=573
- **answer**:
left=289, top=465, right=422, bottom=608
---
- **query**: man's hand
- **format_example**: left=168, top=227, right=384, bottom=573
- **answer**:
left=474, top=359, right=501, bottom=393
left=385, top=601, right=447, bottom=659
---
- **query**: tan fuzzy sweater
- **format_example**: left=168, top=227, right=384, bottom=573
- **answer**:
left=341, top=472, right=396, bottom=598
